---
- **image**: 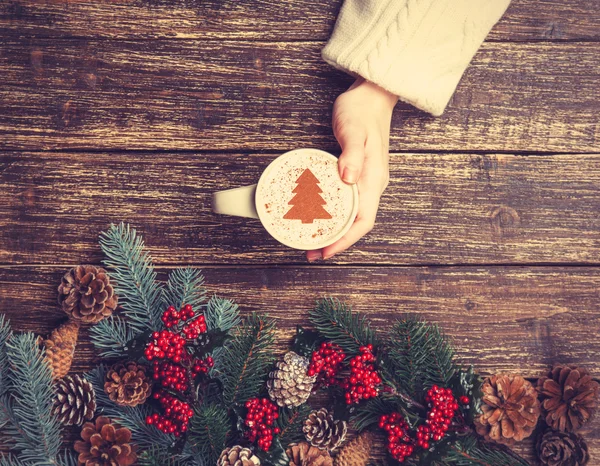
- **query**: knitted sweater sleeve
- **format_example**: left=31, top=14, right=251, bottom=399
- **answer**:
left=322, top=0, right=511, bottom=116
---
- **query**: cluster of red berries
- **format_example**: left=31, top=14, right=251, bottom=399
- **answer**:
left=145, top=330, right=187, bottom=363
left=145, top=305, right=213, bottom=436
left=340, top=345, right=381, bottom=404
left=379, top=386, right=466, bottom=462
left=308, top=342, right=346, bottom=386
left=244, top=398, right=280, bottom=451
left=379, top=412, right=414, bottom=462
left=421, top=385, right=459, bottom=443
left=146, top=391, right=194, bottom=436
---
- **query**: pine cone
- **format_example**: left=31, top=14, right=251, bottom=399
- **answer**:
left=537, top=429, right=589, bottom=466
left=58, top=265, right=117, bottom=324
left=286, top=442, right=333, bottom=466
left=53, top=374, right=96, bottom=426
left=303, top=408, right=347, bottom=450
left=538, top=365, right=599, bottom=433
left=268, top=351, right=316, bottom=408
left=218, top=445, right=261, bottom=466
left=104, top=361, right=152, bottom=407
left=43, top=319, right=80, bottom=379
left=334, top=431, right=374, bottom=466
left=475, top=373, right=541, bottom=445
left=74, top=416, right=137, bottom=466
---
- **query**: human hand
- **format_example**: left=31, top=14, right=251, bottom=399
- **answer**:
left=307, top=78, right=397, bottom=261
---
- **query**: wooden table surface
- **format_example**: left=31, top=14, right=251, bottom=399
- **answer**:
left=1, top=0, right=599, bottom=462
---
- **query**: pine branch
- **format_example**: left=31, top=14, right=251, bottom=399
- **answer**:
left=0, top=454, right=28, bottom=466
left=188, top=403, right=229, bottom=465
left=89, top=316, right=136, bottom=358
left=308, top=298, right=377, bottom=355
left=138, top=446, right=196, bottom=466
left=162, top=268, right=206, bottom=311
left=99, top=223, right=163, bottom=332
left=0, top=315, right=12, bottom=398
left=443, top=434, right=530, bottom=466
left=218, top=313, right=276, bottom=406
left=386, top=317, right=458, bottom=401
left=351, top=395, right=417, bottom=431
left=277, top=405, right=312, bottom=447
left=4, top=333, right=63, bottom=464
left=205, top=296, right=240, bottom=333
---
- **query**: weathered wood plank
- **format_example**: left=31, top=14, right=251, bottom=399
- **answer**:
left=1, top=264, right=599, bottom=461
left=0, top=265, right=599, bottom=375
left=2, top=152, right=600, bottom=265
left=0, top=41, right=598, bottom=152
left=0, top=0, right=598, bottom=41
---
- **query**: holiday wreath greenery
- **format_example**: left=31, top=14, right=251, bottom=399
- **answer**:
left=0, top=223, right=597, bottom=466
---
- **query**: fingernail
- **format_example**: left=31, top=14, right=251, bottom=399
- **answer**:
left=342, top=167, right=359, bottom=184
left=307, top=251, right=322, bottom=262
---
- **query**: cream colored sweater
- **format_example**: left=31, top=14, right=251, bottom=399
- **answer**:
left=323, top=0, right=511, bottom=116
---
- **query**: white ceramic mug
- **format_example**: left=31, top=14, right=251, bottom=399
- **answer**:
left=212, top=148, right=359, bottom=250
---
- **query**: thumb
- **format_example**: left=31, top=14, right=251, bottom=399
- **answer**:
left=336, top=126, right=366, bottom=185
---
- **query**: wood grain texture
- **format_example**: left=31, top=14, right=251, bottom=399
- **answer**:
left=2, top=152, right=600, bottom=266
left=0, top=0, right=598, bottom=41
left=1, top=265, right=599, bottom=375
left=1, top=41, right=599, bottom=152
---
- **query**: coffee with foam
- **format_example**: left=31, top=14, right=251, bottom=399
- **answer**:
left=256, top=149, right=357, bottom=250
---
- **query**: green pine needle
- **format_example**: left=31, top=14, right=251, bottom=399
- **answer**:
left=277, top=405, right=312, bottom=447
left=218, top=313, right=276, bottom=406
left=205, top=296, right=240, bottom=333
left=444, top=434, right=531, bottom=466
left=309, top=298, right=377, bottom=355
left=89, top=316, right=136, bottom=358
left=0, top=454, right=28, bottom=466
left=162, top=268, right=206, bottom=311
left=99, top=223, right=163, bottom=332
left=4, top=333, right=63, bottom=464
left=0, top=315, right=12, bottom=398
left=386, top=317, right=457, bottom=400
left=188, top=404, right=230, bottom=464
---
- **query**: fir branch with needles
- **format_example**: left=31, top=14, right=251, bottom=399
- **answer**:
left=205, top=296, right=240, bottom=333
left=218, top=313, right=276, bottom=406
left=162, top=268, right=206, bottom=311
left=188, top=403, right=229, bottom=465
left=276, top=405, right=313, bottom=447
left=99, top=222, right=163, bottom=332
left=309, top=298, right=377, bottom=355
left=3, top=333, right=63, bottom=464
left=0, top=315, right=12, bottom=398
left=89, top=316, right=137, bottom=359
left=442, top=434, right=531, bottom=466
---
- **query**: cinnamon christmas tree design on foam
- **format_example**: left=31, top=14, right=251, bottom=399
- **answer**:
left=283, top=168, right=332, bottom=224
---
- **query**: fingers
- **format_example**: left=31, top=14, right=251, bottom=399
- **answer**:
left=335, top=124, right=366, bottom=185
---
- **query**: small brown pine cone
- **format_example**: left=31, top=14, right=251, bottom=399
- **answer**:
left=53, top=374, right=96, bottom=426
left=475, top=373, right=541, bottom=445
left=334, top=431, right=374, bottom=466
left=218, top=445, right=261, bottom=466
left=538, top=365, right=599, bottom=433
left=74, top=416, right=137, bottom=466
left=268, top=352, right=316, bottom=408
left=43, top=319, right=80, bottom=380
left=303, top=408, right=347, bottom=450
left=537, top=429, right=589, bottom=466
left=104, top=361, right=152, bottom=407
left=58, top=265, right=117, bottom=324
left=286, top=442, right=333, bottom=466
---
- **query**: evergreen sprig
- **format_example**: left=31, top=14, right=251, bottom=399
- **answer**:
left=308, top=298, right=377, bottom=355
left=99, top=223, right=163, bottom=332
left=88, top=316, right=137, bottom=359
left=188, top=404, right=229, bottom=465
left=276, top=405, right=312, bottom=446
left=0, top=315, right=12, bottom=400
left=162, top=268, right=206, bottom=311
left=218, top=313, right=276, bottom=406
left=3, top=333, right=63, bottom=464
left=205, top=296, right=240, bottom=333
left=351, top=395, right=416, bottom=431
left=444, top=434, right=531, bottom=466
left=0, top=454, right=27, bottom=466
left=386, top=317, right=457, bottom=401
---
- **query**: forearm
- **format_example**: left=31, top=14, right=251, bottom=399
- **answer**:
left=323, top=0, right=511, bottom=116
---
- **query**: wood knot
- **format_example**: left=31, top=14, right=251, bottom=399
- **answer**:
left=31, top=49, right=43, bottom=75
left=489, top=206, right=520, bottom=238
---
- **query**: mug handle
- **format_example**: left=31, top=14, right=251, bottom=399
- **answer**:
left=212, top=184, right=259, bottom=219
